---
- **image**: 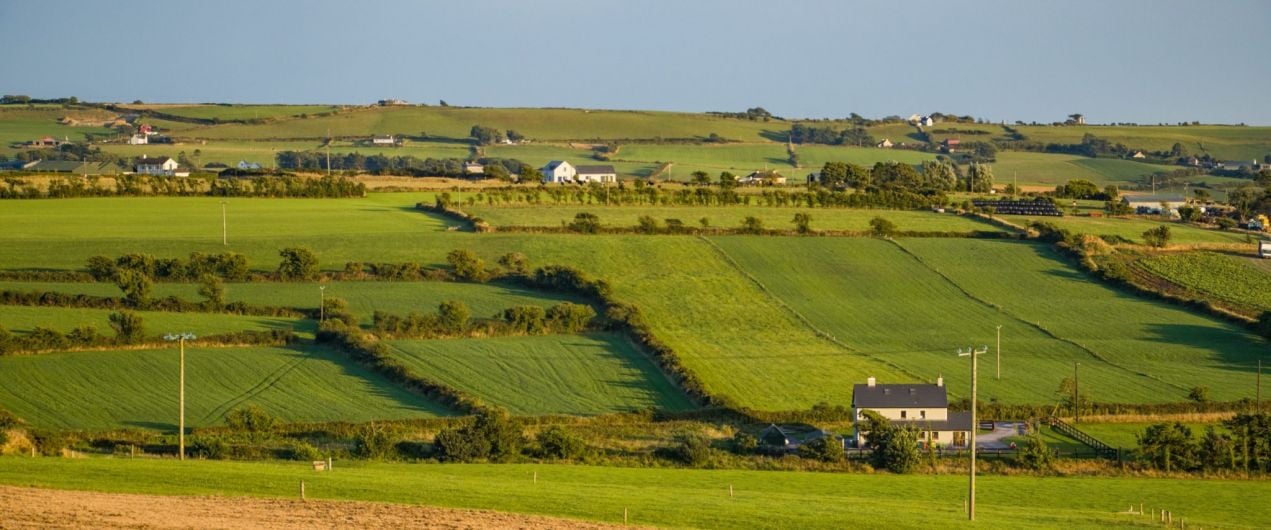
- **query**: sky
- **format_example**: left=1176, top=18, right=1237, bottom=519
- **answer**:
left=2, top=0, right=1269, bottom=124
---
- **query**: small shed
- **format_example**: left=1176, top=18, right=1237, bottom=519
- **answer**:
left=1259, top=240, right=1271, bottom=259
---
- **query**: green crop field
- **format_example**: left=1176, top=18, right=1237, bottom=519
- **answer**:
left=993, top=151, right=1180, bottom=187
left=0, top=305, right=305, bottom=338
left=794, top=144, right=936, bottom=168
left=1136, top=252, right=1271, bottom=312
left=387, top=333, right=694, bottom=415
left=0, top=107, right=116, bottom=154
left=900, top=239, right=1265, bottom=401
left=0, top=344, right=450, bottom=429
left=0, top=280, right=583, bottom=326
left=1015, top=215, right=1248, bottom=245
left=136, top=104, right=339, bottom=122
left=2, top=458, right=1267, bottom=528
left=1014, top=125, right=1271, bottom=161
left=464, top=205, right=1005, bottom=233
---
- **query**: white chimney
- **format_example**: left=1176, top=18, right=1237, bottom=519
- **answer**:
left=937, top=375, right=944, bottom=387
left=867, top=376, right=876, bottom=387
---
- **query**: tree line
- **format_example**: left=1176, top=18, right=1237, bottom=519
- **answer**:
left=274, top=150, right=529, bottom=178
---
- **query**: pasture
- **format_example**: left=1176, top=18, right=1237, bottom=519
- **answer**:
left=0, top=344, right=449, bottom=430
left=135, top=104, right=339, bottom=122
left=2, top=458, right=1267, bottom=528
left=1014, top=215, right=1249, bottom=245
left=1135, top=251, right=1271, bottom=313
left=0, top=305, right=305, bottom=338
left=1014, top=125, right=1271, bottom=161
left=992, top=151, right=1180, bottom=188
left=387, top=333, right=695, bottom=415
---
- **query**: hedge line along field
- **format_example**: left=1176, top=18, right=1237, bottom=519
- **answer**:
left=706, top=236, right=1174, bottom=404
left=3, top=458, right=1268, bottom=529
left=0, top=106, right=116, bottom=155
left=0, top=305, right=307, bottom=338
left=0, top=280, right=587, bottom=326
left=387, top=333, right=696, bottom=415
left=1013, top=214, right=1249, bottom=245
left=1136, top=251, right=1271, bottom=313
left=0, top=344, right=450, bottom=430
left=992, top=151, right=1182, bottom=187
left=899, top=238, right=1265, bottom=401
left=127, top=104, right=339, bottom=122
left=1013, top=124, right=1271, bottom=161
left=463, top=205, right=1007, bottom=233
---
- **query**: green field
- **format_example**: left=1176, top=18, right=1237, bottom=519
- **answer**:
left=1073, top=422, right=1225, bottom=450
left=901, top=239, right=1265, bottom=401
left=0, top=106, right=117, bottom=154
left=1, top=458, right=1266, bottom=528
left=1136, top=252, right=1271, bottom=312
left=464, top=205, right=1005, bottom=233
left=1015, top=125, right=1271, bottom=161
left=993, top=151, right=1181, bottom=188
left=1016, top=215, right=1249, bottom=245
left=134, top=104, right=339, bottom=122
left=0, top=344, right=450, bottom=429
left=387, top=333, right=694, bottom=415
left=0, top=305, right=305, bottom=337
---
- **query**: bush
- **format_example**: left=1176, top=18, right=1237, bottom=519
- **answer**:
left=731, top=432, right=758, bottom=454
left=190, top=437, right=229, bottom=460
left=869, top=216, right=897, bottom=238
left=447, top=249, right=488, bottom=282
left=108, top=311, right=145, bottom=344
left=437, top=300, right=470, bottom=333
left=1013, top=431, right=1055, bottom=471
left=568, top=212, right=601, bottom=234
left=354, top=423, right=399, bottom=460
left=498, top=252, right=530, bottom=275
left=503, top=305, right=547, bottom=334
left=545, top=302, right=596, bottom=333
left=536, top=426, right=586, bottom=459
left=797, top=435, right=844, bottom=462
left=288, top=441, right=323, bottom=462
left=224, top=404, right=277, bottom=433
left=674, top=432, right=713, bottom=466
left=1142, top=225, right=1172, bottom=248
left=277, top=247, right=319, bottom=281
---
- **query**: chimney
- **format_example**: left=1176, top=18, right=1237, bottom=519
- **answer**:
left=937, top=374, right=944, bottom=387
left=867, top=376, right=876, bottom=388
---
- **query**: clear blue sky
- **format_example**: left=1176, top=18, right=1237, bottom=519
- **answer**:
left=2, top=0, right=1268, bottom=124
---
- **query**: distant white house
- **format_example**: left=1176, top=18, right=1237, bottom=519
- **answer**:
left=876, top=138, right=893, bottom=148
left=542, top=160, right=577, bottom=183
left=1259, top=240, right=1271, bottom=259
left=853, top=376, right=971, bottom=448
left=371, top=134, right=396, bottom=145
left=919, top=116, right=935, bottom=127
left=575, top=164, right=617, bottom=184
left=1130, top=151, right=1147, bottom=159
left=237, top=160, right=262, bottom=170
left=1122, top=195, right=1188, bottom=216
left=135, top=156, right=180, bottom=176
left=740, top=170, right=786, bottom=185
left=127, top=133, right=148, bottom=145
left=463, top=162, right=484, bottom=175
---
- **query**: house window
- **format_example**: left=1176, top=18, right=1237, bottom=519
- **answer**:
left=920, top=410, right=926, bottom=419
left=933, top=431, right=940, bottom=439
left=900, top=410, right=907, bottom=419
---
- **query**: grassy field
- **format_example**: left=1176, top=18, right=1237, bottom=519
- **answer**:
left=0, top=305, right=306, bottom=337
left=794, top=144, right=936, bottom=168
left=1014, top=215, right=1249, bottom=245
left=900, top=239, right=1265, bottom=402
left=387, top=333, right=695, bottom=415
left=1014, top=125, right=1271, bottom=161
left=1136, top=251, right=1271, bottom=312
left=464, top=205, right=1005, bottom=233
left=1, top=458, right=1267, bottom=528
left=0, top=280, right=583, bottom=325
left=134, top=104, right=339, bottom=122
left=0, top=344, right=450, bottom=429
left=993, top=151, right=1181, bottom=188
left=0, top=106, right=117, bottom=154
left=1073, top=422, right=1225, bottom=450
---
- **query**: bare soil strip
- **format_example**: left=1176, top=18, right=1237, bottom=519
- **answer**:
left=0, top=485, right=623, bottom=529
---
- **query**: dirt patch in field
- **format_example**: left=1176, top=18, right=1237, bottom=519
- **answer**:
left=0, top=485, right=623, bottom=529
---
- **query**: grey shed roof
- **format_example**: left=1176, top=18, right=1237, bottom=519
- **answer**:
left=543, top=160, right=567, bottom=170
left=575, top=164, right=616, bottom=174
left=853, top=383, right=948, bottom=409
left=137, top=156, right=174, bottom=165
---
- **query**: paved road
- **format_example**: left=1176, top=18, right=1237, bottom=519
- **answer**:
left=977, top=421, right=1025, bottom=449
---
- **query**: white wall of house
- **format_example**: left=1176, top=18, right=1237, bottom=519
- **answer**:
left=576, top=172, right=616, bottom=184
left=543, top=161, right=576, bottom=183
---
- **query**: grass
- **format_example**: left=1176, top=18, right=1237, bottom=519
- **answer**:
left=1072, top=422, right=1225, bottom=451
left=0, top=344, right=450, bottom=430
left=1014, top=215, right=1249, bottom=245
left=463, top=205, right=1006, bottom=233
left=1014, top=125, right=1271, bottom=161
left=0, top=280, right=585, bottom=326
left=0, top=305, right=306, bottom=337
left=0, top=106, right=116, bottom=154
left=1136, top=251, right=1271, bottom=312
left=139, top=104, right=339, bottom=122
left=899, top=239, right=1266, bottom=402
left=387, top=333, right=695, bottom=415
left=1, top=457, right=1267, bottom=528
left=992, top=151, right=1180, bottom=188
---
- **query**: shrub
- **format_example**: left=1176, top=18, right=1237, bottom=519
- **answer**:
left=497, top=252, right=530, bottom=275
left=437, top=300, right=470, bottom=333
left=731, top=432, right=758, bottom=454
left=198, top=274, right=225, bottom=309
left=1142, top=225, right=1172, bottom=248
left=545, top=302, right=596, bottom=333
left=190, top=437, right=229, bottom=460
left=797, top=435, right=844, bottom=462
left=1013, top=431, right=1055, bottom=471
left=636, top=215, right=659, bottom=234
left=277, top=247, right=319, bottom=281
left=568, top=212, right=601, bottom=234
left=792, top=212, right=812, bottom=234
left=536, top=426, right=586, bottom=459
left=86, top=255, right=116, bottom=280
left=447, top=249, right=488, bottom=282
left=869, top=216, right=897, bottom=238
left=288, top=441, right=323, bottom=462
left=740, top=216, right=763, bottom=234
left=434, top=425, right=491, bottom=462
left=1188, top=386, right=1210, bottom=404
left=674, top=432, right=713, bottom=466
left=354, top=423, right=399, bottom=460
left=503, top=305, right=547, bottom=334
left=224, top=404, right=277, bottom=433
left=113, top=268, right=152, bottom=307
left=108, top=311, right=145, bottom=344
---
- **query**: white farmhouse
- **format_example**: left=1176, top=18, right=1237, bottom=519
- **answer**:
left=1121, top=195, right=1188, bottom=216
left=127, top=133, right=148, bottom=145
left=135, top=156, right=180, bottom=176
left=542, top=160, right=577, bottom=183
left=852, top=376, right=972, bottom=448
left=575, top=164, right=617, bottom=184
left=371, top=134, right=396, bottom=145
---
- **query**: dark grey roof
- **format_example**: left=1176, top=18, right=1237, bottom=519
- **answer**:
left=575, top=165, right=615, bottom=175
left=137, top=157, right=174, bottom=165
left=888, top=411, right=973, bottom=432
left=543, top=160, right=567, bottom=170
left=853, top=383, right=947, bottom=408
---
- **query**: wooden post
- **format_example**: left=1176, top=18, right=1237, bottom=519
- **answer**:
left=729, top=484, right=734, bottom=497
left=327, top=457, right=332, bottom=471
left=533, top=471, right=537, bottom=484
left=300, top=480, right=306, bottom=501
left=179, top=336, right=185, bottom=461
left=1168, top=511, right=1172, bottom=525
left=623, top=507, right=628, bottom=525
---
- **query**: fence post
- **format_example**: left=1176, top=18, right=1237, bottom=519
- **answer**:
left=300, top=480, right=306, bottom=501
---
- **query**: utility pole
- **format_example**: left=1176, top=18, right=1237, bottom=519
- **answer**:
left=164, top=333, right=195, bottom=461
left=996, top=325, right=1002, bottom=380
left=326, top=128, right=331, bottom=177
left=957, top=345, right=987, bottom=522
left=319, top=285, right=327, bottom=323
left=1074, top=362, right=1081, bottom=424
left=1258, top=359, right=1262, bottom=413
left=221, top=201, right=227, bottom=246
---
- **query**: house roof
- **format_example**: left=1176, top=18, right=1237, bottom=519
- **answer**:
left=853, top=383, right=947, bottom=409
left=1122, top=195, right=1186, bottom=204
left=372, top=134, right=394, bottom=140
left=543, top=160, right=569, bottom=170
left=137, top=157, right=174, bottom=165
left=575, top=165, right=616, bottom=175
left=888, top=411, right=974, bottom=432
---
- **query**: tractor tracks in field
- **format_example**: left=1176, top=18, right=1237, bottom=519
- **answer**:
left=696, top=235, right=922, bottom=380
left=885, top=238, right=1191, bottom=394
left=199, top=350, right=314, bottom=424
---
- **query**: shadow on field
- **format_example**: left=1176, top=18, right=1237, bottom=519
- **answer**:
left=1141, top=323, right=1262, bottom=373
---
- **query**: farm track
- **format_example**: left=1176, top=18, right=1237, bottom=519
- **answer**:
left=887, top=239, right=1192, bottom=394
left=696, top=235, right=922, bottom=379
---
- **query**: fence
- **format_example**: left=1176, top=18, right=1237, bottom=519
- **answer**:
left=1047, top=416, right=1121, bottom=460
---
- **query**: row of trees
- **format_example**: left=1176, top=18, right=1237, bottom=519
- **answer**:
left=1137, top=414, right=1271, bottom=473
left=369, top=300, right=596, bottom=339
left=789, top=123, right=874, bottom=146
left=274, top=150, right=528, bottom=178
left=0, top=311, right=142, bottom=354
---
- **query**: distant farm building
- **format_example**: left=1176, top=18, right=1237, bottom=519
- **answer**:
left=876, top=138, right=893, bottom=148
left=21, top=160, right=110, bottom=175
left=852, top=376, right=971, bottom=448
left=1260, top=240, right=1271, bottom=259
left=371, top=134, right=397, bottom=146
left=1122, top=195, right=1188, bottom=216
left=25, top=136, right=66, bottom=148
left=463, top=162, right=484, bottom=175
left=542, top=160, right=577, bottom=183
left=940, top=138, right=960, bottom=153
left=237, top=160, right=261, bottom=170
left=574, top=164, right=617, bottom=184
left=740, top=170, right=786, bottom=185
left=136, top=156, right=180, bottom=176
left=1130, top=151, right=1146, bottom=159
left=128, top=133, right=148, bottom=145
